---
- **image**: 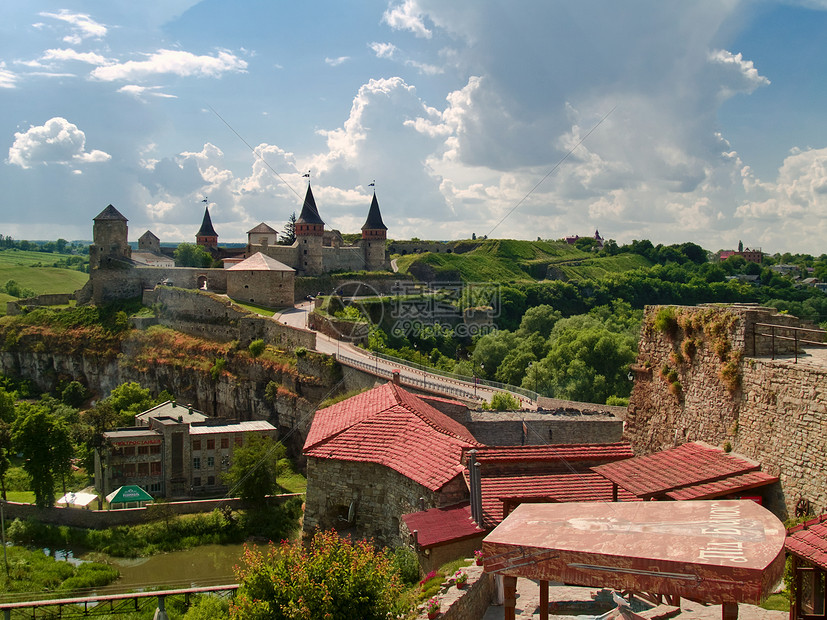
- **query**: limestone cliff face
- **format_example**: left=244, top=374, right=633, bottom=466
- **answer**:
left=0, top=337, right=337, bottom=464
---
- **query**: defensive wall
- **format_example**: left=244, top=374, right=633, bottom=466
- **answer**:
left=144, top=286, right=316, bottom=350
left=627, top=303, right=827, bottom=519
left=77, top=264, right=229, bottom=305
left=6, top=292, right=74, bottom=315
left=0, top=494, right=302, bottom=529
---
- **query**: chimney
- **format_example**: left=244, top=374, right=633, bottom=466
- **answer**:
left=392, top=369, right=401, bottom=385
left=171, top=401, right=176, bottom=408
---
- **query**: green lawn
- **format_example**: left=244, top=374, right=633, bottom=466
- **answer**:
left=5, top=490, right=35, bottom=503
left=231, top=299, right=278, bottom=315
left=278, top=470, right=307, bottom=494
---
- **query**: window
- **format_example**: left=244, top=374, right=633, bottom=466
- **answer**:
left=207, top=456, right=215, bottom=468
left=124, top=464, right=136, bottom=477
left=207, top=439, right=215, bottom=450
left=235, top=436, right=243, bottom=447
left=221, top=437, right=229, bottom=449
left=150, top=445, right=161, bottom=455
left=193, top=477, right=201, bottom=487
left=137, top=462, right=149, bottom=475
left=193, top=457, right=200, bottom=470
left=207, top=476, right=215, bottom=486
left=149, top=482, right=162, bottom=493
left=138, top=446, right=149, bottom=456
left=150, top=461, right=161, bottom=475
left=122, top=446, right=135, bottom=456
left=192, top=440, right=201, bottom=451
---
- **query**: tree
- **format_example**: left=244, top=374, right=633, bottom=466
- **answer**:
left=233, top=529, right=405, bottom=620
left=223, top=435, right=286, bottom=507
left=174, top=243, right=213, bottom=267
left=0, top=421, right=11, bottom=500
left=280, top=212, right=297, bottom=245
left=12, top=405, right=73, bottom=508
left=106, top=381, right=156, bottom=424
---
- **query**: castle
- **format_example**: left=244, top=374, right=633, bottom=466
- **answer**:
left=79, top=184, right=390, bottom=307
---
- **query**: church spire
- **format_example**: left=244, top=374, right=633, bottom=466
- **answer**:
left=196, top=200, right=218, bottom=248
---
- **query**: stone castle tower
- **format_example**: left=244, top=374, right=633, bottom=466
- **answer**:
left=196, top=205, right=218, bottom=249
left=89, top=204, right=131, bottom=269
left=295, top=184, right=325, bottom=275
left=361, top=191, right=388, bottom=271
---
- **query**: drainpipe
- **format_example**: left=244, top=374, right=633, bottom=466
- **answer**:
left=474, top=462, right=483, bottom=526
left=468, top=450, right=482, bottom=525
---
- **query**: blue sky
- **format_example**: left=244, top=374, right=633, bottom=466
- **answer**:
left=2, top=1, right=827, bottom=254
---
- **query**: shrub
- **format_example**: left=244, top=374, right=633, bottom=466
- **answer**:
left=61, top=380, right=88, bottom=407
left=653, top=307, right=679, bottom=337
left=391, top=546, right=420, bottom=584
left=605, top=395, right=629, bottom=407
left=210, top=358, right=226, bottom=381
left=248, top=339, right=266, bottom=358
left=490, top=392, right=520, bottom=411
left=669, top=380, right=682, bottom=399
left=233, top=530, right=406, bottom=620
left=184, top=595, right=230, bottom=619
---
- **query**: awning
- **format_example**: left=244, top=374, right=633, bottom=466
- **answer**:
left=56, top=492, right=98, bottom=508
left=106, top=485, right=153, bottom=505
left=482, top=500, right=785, bottom=605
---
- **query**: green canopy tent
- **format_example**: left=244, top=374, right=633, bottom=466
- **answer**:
left=105, top=485, right=154, bottom=509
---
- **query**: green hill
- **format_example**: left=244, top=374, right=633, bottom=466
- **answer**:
left=394, top=239, right=650, bottom=282
left=0, top=249, right=89, bottom=315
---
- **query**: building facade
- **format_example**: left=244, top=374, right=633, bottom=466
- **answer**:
left=95, top=407, right=277, bottom=499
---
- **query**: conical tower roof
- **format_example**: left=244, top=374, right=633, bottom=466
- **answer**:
left=296, top=184, right=325, bottom=226
left=361, top=192, right=387, bottom=231
left=196, top=206, right=218, bottom=237
left=94, top=204, right=127, bottom=221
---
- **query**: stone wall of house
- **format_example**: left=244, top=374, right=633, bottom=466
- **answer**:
left=626, top=304, right=827, bottom=519
left=304, top=457, right=469, bottom=547
left=413, top=566, right=494, bottom=620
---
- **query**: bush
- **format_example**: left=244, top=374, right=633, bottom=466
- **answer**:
left=248, top=339, right=266, bottom=357
left=233, top=530, right=406, bottom=620
left=184, top=595, right=230, bottom=619
left=61, top=381, right=88, bottom=407
left=390, top=546, right=420, bottom=584
left=653, top=307, right=679, bottom=337
left=605, top=395, right=629, bottom=407
left=490, top=392, right=520, bottom=411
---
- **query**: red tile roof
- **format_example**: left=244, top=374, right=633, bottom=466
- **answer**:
left=666, top=470, right=779, bottom=500
left=478, top=472, right=638, bottom=528
left=401, top=503, right=485, bottom=548
left=303, top=382, right=480, bottom=491
left=787, top=514, right=827, bottom=570
left=592, top=442, right=763, bottom=499
left=469, top=443, right=633, bottom=465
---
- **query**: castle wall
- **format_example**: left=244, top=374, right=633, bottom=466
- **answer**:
left=626, top=304, right=827, bottom=519
left=227, top=269, right=294, bottom=308
left=90, top=266, right=228, bottom=304
left=253, top=243, right=298, bottom=268
left=321, top=245, right=368, bottom=272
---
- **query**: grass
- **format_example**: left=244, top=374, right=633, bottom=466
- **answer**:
left=395, top=239, right=650, bottom=283
left=760, top=593, right=790, bottom=612
left=0, top=256, right=88, bottom=316
left=231, top=300, right=278, bottom=315
left=278, top=469, right=307, bottom=494
left=0, top=546, right=120, bottom=601
left=5, top=491, right=36, bottom=503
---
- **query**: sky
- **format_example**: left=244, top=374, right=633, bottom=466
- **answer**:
left=2, top=1, right=827, bottom=254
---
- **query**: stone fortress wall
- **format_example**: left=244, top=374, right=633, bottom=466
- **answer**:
left=626, top=303, right=827, bottom=519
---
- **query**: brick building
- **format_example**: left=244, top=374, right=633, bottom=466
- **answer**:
left=94, top=402, right=276, bottom=499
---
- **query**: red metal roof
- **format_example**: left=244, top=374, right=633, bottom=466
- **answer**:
left=303, top=382, right=480, bottom=491
left=401, top=503, right=485, bottom=548
left=478, top=472, right=638, bottom=529
left=483, top=501, right=786, bottom=605
left=666, top=470, right=779, bottom=501
left=786, top=514, right=827, bottom=570
left=592, top=442, right=762, bottom=498
left=470, top=443, right=633, bottom=464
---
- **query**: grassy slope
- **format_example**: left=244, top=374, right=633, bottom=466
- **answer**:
left=0, top=249, right=89, bottom=315
left=395, top=239, right=650, bottom=282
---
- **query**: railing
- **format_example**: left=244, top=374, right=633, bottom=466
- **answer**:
left=371, top=349, right=539, bottom=401
left=335, top=351, right=537, bottom=405
left=752, top=322, right=827, bottom=363
left=0, top=584, right=238, bottom=619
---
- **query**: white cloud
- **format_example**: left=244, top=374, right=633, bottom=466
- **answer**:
left=7, top=117, right=111, bottom=169
left=39, top=10, right=107, bottom=43
left=91, top=49, right=247, bottom=81
left=370, top=42, right=398, bottom=59
left=708, top=49, right=771, bottom=100
left=404, top=59, right=443, bottom=75
left=0, top=62, right=17, bottom=89
left=383, top=0, right=432, bottom=38
left=118, top=84, right=177, bottom=99
left=325, top=56, right=350, bottom=67
left=41, top=48, right=110, bottom=66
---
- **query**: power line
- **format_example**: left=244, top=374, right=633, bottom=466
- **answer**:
left=486, top=105, right=616, bottom=238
